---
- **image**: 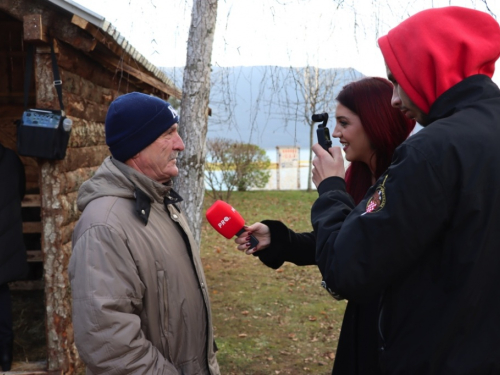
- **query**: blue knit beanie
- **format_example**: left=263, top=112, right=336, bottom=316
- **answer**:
left=105, top=92, right=179, bottom=162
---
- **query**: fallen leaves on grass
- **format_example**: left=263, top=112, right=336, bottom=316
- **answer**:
left=325, top=352, right=336, bottom=359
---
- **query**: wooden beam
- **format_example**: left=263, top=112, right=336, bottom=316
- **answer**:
left=10, top=360, right=47, bottom=373
left=27, top=250, right=43, bottom=263
left=93, top=52, right=182, bottom=99
left=22, top=194, right=41, bottom=207
left=23, top=14, right=49, bottom=44
left=71, top=15, right=108, bottom=53
left=0, top=0, right=97, bottom=52
left=71, top=15, right=181, bottom=99
left=23, top=221, right=42, bottom=233
left=48, top=15, right=97, bottom=54
left=8, top=280, right=44, bottom=290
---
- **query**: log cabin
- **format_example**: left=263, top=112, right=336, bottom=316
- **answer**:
left=0, top=0, right=181, bottom=373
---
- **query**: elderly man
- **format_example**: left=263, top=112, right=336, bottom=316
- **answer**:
left=311, top=6, right=500, bottom=375
left=69, top=92, right=220, bottom=375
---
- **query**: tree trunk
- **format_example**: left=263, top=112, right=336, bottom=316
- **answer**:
left=175, top=0, right=218, bottom=245
left=308, top=122, right=314, bottom=192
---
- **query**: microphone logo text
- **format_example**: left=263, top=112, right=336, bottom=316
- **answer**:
left=218, top=216, right=231, bottom=228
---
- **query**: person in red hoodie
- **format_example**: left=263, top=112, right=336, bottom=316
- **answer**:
left=311, top=6, right=500, bottom=375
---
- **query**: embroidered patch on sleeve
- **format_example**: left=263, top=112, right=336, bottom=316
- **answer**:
left=365, top=175, right=388, bottom=213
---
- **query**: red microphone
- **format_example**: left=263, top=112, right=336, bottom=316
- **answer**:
left=206, top=200, right=259, bottom=248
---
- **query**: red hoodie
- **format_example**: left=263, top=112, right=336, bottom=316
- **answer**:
left=378, top=6, right=500, bottom=114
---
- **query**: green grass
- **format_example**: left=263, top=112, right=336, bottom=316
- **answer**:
left=202, top=191, right=345, bottom=374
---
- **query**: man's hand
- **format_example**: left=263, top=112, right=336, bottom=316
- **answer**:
left=234, top=222, right=271, bottom=254
left=312, top=144, right=346, bottom=188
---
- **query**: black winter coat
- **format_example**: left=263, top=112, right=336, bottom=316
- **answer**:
left=0, top=144, right=28, bottom=285
left=312, top=75, right=500, bottom=374
left=254, top=220, right=381, bottom=375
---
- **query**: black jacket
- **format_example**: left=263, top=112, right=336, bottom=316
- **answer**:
left=312, top=75, right=500, bottom=374
left=0, top=144, right=27, bottom=285
left=255, top=220, right=381, bottom=375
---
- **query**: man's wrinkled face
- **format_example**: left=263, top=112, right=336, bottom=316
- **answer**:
left=386, top=65, right=430, bottom=126
left=129, top=124, right=185, bottom=183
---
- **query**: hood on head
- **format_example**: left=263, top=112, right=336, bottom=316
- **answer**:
left=378, top=6, right=500, bottom=113
left=77, top=158, right=134, bottom=212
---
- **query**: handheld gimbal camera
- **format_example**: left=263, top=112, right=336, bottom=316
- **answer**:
left=312, top=113, right=332, bottom=151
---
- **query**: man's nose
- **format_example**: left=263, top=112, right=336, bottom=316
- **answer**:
left=176, top=134, right=185, bottom=151
left=391, top=88, right=401, bottom=108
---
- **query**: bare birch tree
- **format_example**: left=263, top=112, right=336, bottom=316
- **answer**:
left=175, top=0, right=218, bottom=244
left=299, top=66, right=338, bottom=191
left=277, top=66, right=358, bottom=191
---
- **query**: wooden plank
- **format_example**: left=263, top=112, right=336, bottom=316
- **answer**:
left=23, top=14, right=49, bottom=44
left=70, top=14, right=89, bottom=30
left=93, top=52, right=182, bottom=99
left=27, top=250, right=42, bottom=263
left=22, top=194, right=41, bottom=207
left=70, top=15, right=98, bottom=52
left=8, top=280, right=44, bottom=290
left=0, top=0, right=96, bottom=52
left=70, top=15, right=181, bottom=99
left=71, top=14, right=100, bottom=52
left=10, top=360, right=46, bottom=372
left=23, top=221, right=42, bottom=233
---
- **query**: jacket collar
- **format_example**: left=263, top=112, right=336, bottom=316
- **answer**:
left=111, top=157, right=183, bottom=225
left=427, top=75, right=500, bottom=125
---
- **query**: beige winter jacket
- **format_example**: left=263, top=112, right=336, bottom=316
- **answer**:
left=69, top=157, right=220, bottom=375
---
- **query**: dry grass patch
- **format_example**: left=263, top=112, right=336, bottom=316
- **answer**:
left=202, top=191, right=346, bottom=374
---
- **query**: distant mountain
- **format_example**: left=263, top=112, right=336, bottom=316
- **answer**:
left=162, top=66, right=364, bottom=149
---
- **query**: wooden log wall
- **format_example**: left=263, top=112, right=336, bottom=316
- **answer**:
left=34, top=42, right=145, bottom=373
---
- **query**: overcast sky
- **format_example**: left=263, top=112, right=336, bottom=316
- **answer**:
left=72, top=0, right=500, bottom=80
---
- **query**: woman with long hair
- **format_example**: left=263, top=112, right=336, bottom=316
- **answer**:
left=234, top=77, right=415, bottom=375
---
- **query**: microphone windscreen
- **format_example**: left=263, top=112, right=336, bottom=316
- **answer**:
left=206, top=200, right=245, bottom=239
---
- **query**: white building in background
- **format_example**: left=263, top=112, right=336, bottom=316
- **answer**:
left=260, top=146, right=350, bottom=191
left=204, top=146, right=350, bottom=192
left=275, top=146, right=301, bottom=190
